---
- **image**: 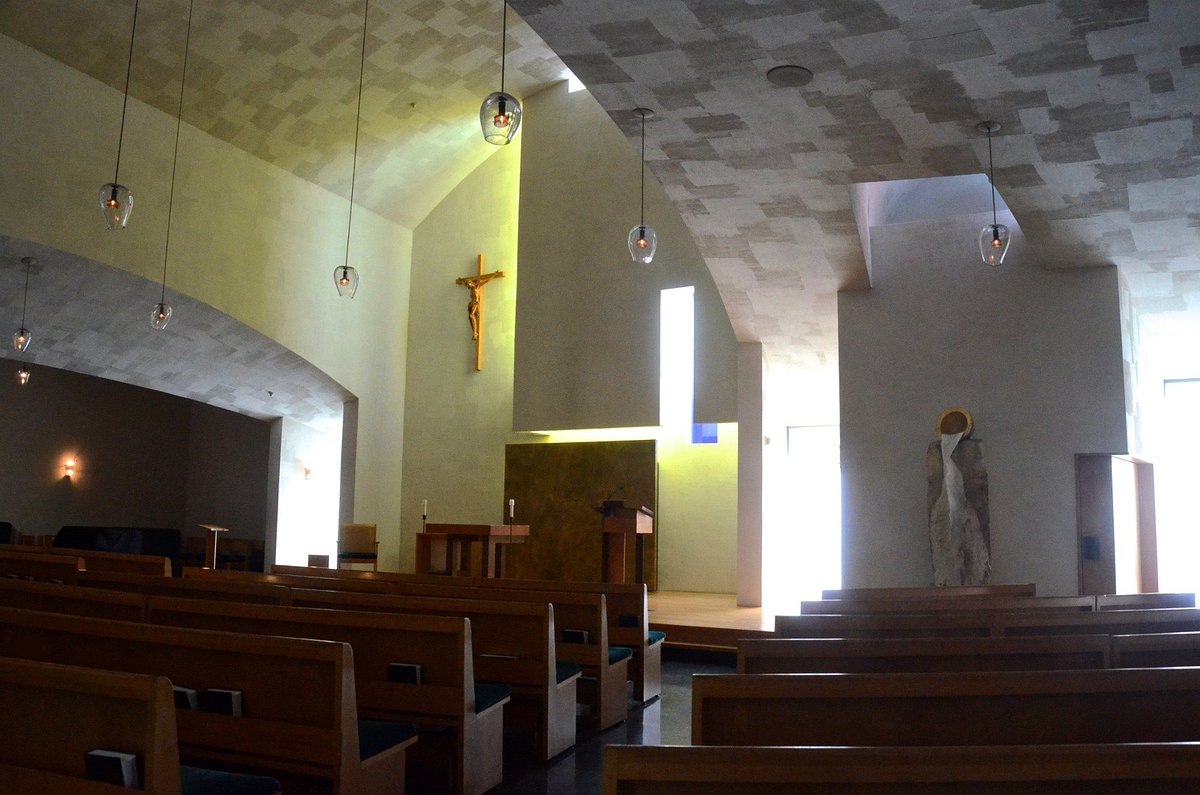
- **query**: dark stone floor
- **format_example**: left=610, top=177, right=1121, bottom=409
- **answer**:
left=494, top=651, right=735, bottom=794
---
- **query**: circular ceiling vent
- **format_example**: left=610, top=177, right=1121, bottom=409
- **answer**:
left=766, top=65, right=814, bottom=88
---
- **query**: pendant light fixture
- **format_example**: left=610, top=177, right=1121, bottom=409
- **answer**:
left=99, top=0, right=140, bottom=230
left=628, top=108, right=657, bottom=264
left=480, top=1, right=522, bottom=146
left=12, top=256, right=33, bottom=353
left=334, top=0, right=370, bottom=299
left=977, top=120, right=1010, bottom=267
left=151, top=0, right=195, bottom=330
left=12, top=256, right=35, bottom=386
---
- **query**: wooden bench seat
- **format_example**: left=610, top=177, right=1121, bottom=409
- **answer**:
left=273, top=565, right=664, bottom=704
left=144, top=595, right=506, bottom=795
left=737, top=634, right=1111, bottom=674
left=0, top=656, right=282, bottom=795
left=0, top=606, right=415, bottom=795
left=289, top=587, right=580, bottom=761
left=775, top=607, right=1200, bottom=639
left=602, top=742, right=1200, bottom=793
left=692, top=667, right=1200, bottom=746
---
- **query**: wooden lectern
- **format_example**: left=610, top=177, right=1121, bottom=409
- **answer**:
left=600, top=502, right=654, bottom=585
left=416, top=523, right=529, bottom=578
left=198, top=524, right=229, bottom=570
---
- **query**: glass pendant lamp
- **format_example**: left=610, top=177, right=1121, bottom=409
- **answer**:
left=12, top=257, right=34, bottom=352
left=480, top=2, right=522, bottom=145
left=628, top=108, right=657, bottom=264
left=100, top=0, right=140, bottom=229
left=978, top=120, right=1010, bottom=267
left=333, top=0, right=370, bottom=297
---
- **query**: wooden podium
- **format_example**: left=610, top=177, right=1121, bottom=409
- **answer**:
left=600, top=503, right=654, bottom=585
left=415, top=523, right=529, bottom=578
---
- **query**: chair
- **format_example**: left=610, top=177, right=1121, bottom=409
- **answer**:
left=337, top=523, right=379, bottom=571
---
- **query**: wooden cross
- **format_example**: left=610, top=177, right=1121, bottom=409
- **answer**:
left=455, top=254, right=505, bottom=371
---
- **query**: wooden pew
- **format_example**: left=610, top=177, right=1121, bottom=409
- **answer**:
left=79, top=570, right=291, bottom=604
left=800, top=595, right=1095, bottom=614
left=691, top=667, right=1200, bottom=746
left=602, top=743, right=1200, bottom=794
left=0, top=656, right=183, bottom=794
left=1, top=543, right=173, bottom=576
left=290, top=587, right=579, bottom=761
left=144, top=595, right=506, bottom=795
left=821, top=583, right=1036, bottom=599
left=189, top=567, right=631, bottom=731
left=737, top=634, right=1111, bottom=674
left=274, top=565, right=664, bottom=704
left=0, top=549, right=82, bottom=584
left=0, top=606, right=415, bottom=795
left=0, top=577, right=147, bottom=621
left=1098, top=592, right=1196, bottom=610
left=0, top=656, right=282, bottom=795
left=775, top=607, right=1200, bottom=639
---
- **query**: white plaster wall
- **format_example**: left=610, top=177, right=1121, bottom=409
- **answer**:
left=0, top=34, right=412, bottom=569
left=838, top=213, right=1127, bottom=595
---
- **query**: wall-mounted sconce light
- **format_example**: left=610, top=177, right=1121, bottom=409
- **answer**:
left=64, top=456, right=77, bottom=478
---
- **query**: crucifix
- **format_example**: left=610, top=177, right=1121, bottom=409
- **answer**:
left=455, top=254, right=505, bottom=371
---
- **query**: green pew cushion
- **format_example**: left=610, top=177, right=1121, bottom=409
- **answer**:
left=609, top=646, right=633, bottom=665
left=556, top=662, right=583, bottom=683
left=180, top=766, right=281, bottom=795
left=648, top=630, right=666, bottom=645
left=475, top=682, right=513, bottom=713
left=336, top=552, right=377, bottom=560
left=356, top=718, right=419, bottom=761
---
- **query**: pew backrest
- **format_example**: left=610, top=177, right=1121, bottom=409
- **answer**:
left=800, top=595, right=1094, bottom=614
left=0, top=549, right=82, bottom=584
left=602, top=743, right=1200, bottom=794
left=80, top=570, right=291, bottom=604
left=820, top=584, right=1036, bottom=600
left=692, top=667, right=1200, bottom=746
left=737, top=634, right=1111, bottom=674
left=1112, top=631, right=1200, bottom=668
left=0, top=656, right=181, bottom=794
left=1098, top=592, right=1196, bottom=610
left=0, top=577, right=147, bottom=621
left=0, top=606, right=370, bottom=791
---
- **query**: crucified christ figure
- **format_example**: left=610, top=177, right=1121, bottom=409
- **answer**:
left=456, top=269, right=504, bottom=340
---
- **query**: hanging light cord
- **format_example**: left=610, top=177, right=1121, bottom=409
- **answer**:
left=987, top=125, right=998, bottom=227
left=500, top=1, right=508, bottom=94
left=160, top=0, right=195, bottom=308
left=19, top=259, right=31, bottom=330
left=639, top=111, right=646, bottom=227
left=344, top=0, right=370, bottom=271
left=112, top=0, right=140, bottom=186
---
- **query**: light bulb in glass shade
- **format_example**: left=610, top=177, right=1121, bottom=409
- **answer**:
left=334, top=265, right=359, bottom=298
left=16, top=366, right=30, bottom=385
left=481, top=91, right=522, bottom=145
left=979, top=223, right=1011, bottom=267
left=628, top=225, right=658, bottom=264
left=150, top=303, right=173, bottom=330
left=99, top=183, right=133, bottom=229
left=12, top=327, right=31, bottom=352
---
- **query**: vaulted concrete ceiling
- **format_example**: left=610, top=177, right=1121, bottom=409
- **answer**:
left=2, top=0, right=1197, bottom=382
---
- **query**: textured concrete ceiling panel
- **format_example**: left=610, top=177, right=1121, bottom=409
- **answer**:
left=512, top=0, right=1199, bottom=370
